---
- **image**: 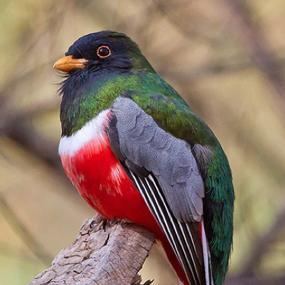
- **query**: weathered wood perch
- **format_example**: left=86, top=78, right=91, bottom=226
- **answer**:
left=30, top=215, right=155, bottom=285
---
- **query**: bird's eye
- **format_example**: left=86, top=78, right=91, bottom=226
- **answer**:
left=96, top=45, right=111, bottom=59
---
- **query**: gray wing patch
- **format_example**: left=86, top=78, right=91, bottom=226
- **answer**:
left=111, top=97, right=204, bottom=222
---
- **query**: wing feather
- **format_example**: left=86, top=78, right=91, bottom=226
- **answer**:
left=130, top=170, right=203, bottom=285
left=109, top=97, right=214, bottom=285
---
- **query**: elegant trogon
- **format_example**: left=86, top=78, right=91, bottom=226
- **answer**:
left=53, top=31, right=234, bottom=285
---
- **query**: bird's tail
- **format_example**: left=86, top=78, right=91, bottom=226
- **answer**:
left=201, top=220, right=214, bottom=285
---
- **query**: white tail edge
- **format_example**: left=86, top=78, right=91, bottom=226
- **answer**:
left=201, top=220, right=214, bottom=285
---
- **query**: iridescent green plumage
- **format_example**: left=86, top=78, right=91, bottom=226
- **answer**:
left=59, top=31, right=234, bottom=285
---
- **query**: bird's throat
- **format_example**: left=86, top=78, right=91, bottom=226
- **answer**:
left=60, top=71, right=141, bottom=137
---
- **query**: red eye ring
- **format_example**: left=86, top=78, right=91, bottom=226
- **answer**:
left=96, top=45, right=111, bottom=58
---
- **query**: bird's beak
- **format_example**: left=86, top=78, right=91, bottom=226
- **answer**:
left=53, top=55, right=88, bottom=72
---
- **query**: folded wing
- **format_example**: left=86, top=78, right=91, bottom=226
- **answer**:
left=108, top=97, right=213, bottom=285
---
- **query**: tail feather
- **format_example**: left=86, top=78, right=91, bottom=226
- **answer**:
left=202, top=220, right=214, bottom=285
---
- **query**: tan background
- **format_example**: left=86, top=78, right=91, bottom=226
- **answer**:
left=0, top=1, right=285, bottom=284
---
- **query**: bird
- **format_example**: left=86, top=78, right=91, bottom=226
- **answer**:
left=53, top=31, right=234, bottom=285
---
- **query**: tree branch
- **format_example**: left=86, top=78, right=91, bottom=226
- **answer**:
left=30, top=216, right=155, bottom=285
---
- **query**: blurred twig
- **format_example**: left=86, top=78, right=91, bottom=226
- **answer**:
left=162, top=56, right=285, bottom=83
left=0, top=0, right=67, bottom=173
left=0, top=0, right=68, bottom=108
left=1, top=119, right=60, bottom=169
left=238, top=206, right=285, bottom=277
left=0, top=242, right=44, bottom=263
left=0, top=193, right=51, bottom=265
left=0, top=61, right=51, bottom=108
left=226, top=274, right=285, bottom=285
left=222, top=0, right=285, bottom=98
left=217, top=99, right=285, bottom=184
left=153, top=0, right=219, bottom=45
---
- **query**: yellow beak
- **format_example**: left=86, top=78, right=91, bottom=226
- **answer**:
left=53, top=55, right=88, bottom=72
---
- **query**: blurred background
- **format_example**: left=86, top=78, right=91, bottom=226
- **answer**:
left=0, top=0, right=285, bottom=284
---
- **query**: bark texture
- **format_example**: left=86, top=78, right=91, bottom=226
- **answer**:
left=30, top=215, right=155, bottom=285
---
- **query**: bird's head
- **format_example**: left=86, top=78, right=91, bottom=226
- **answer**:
left=54, top=31, right=158, bottom=136
left=53, top=31, right=153, bottom=74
